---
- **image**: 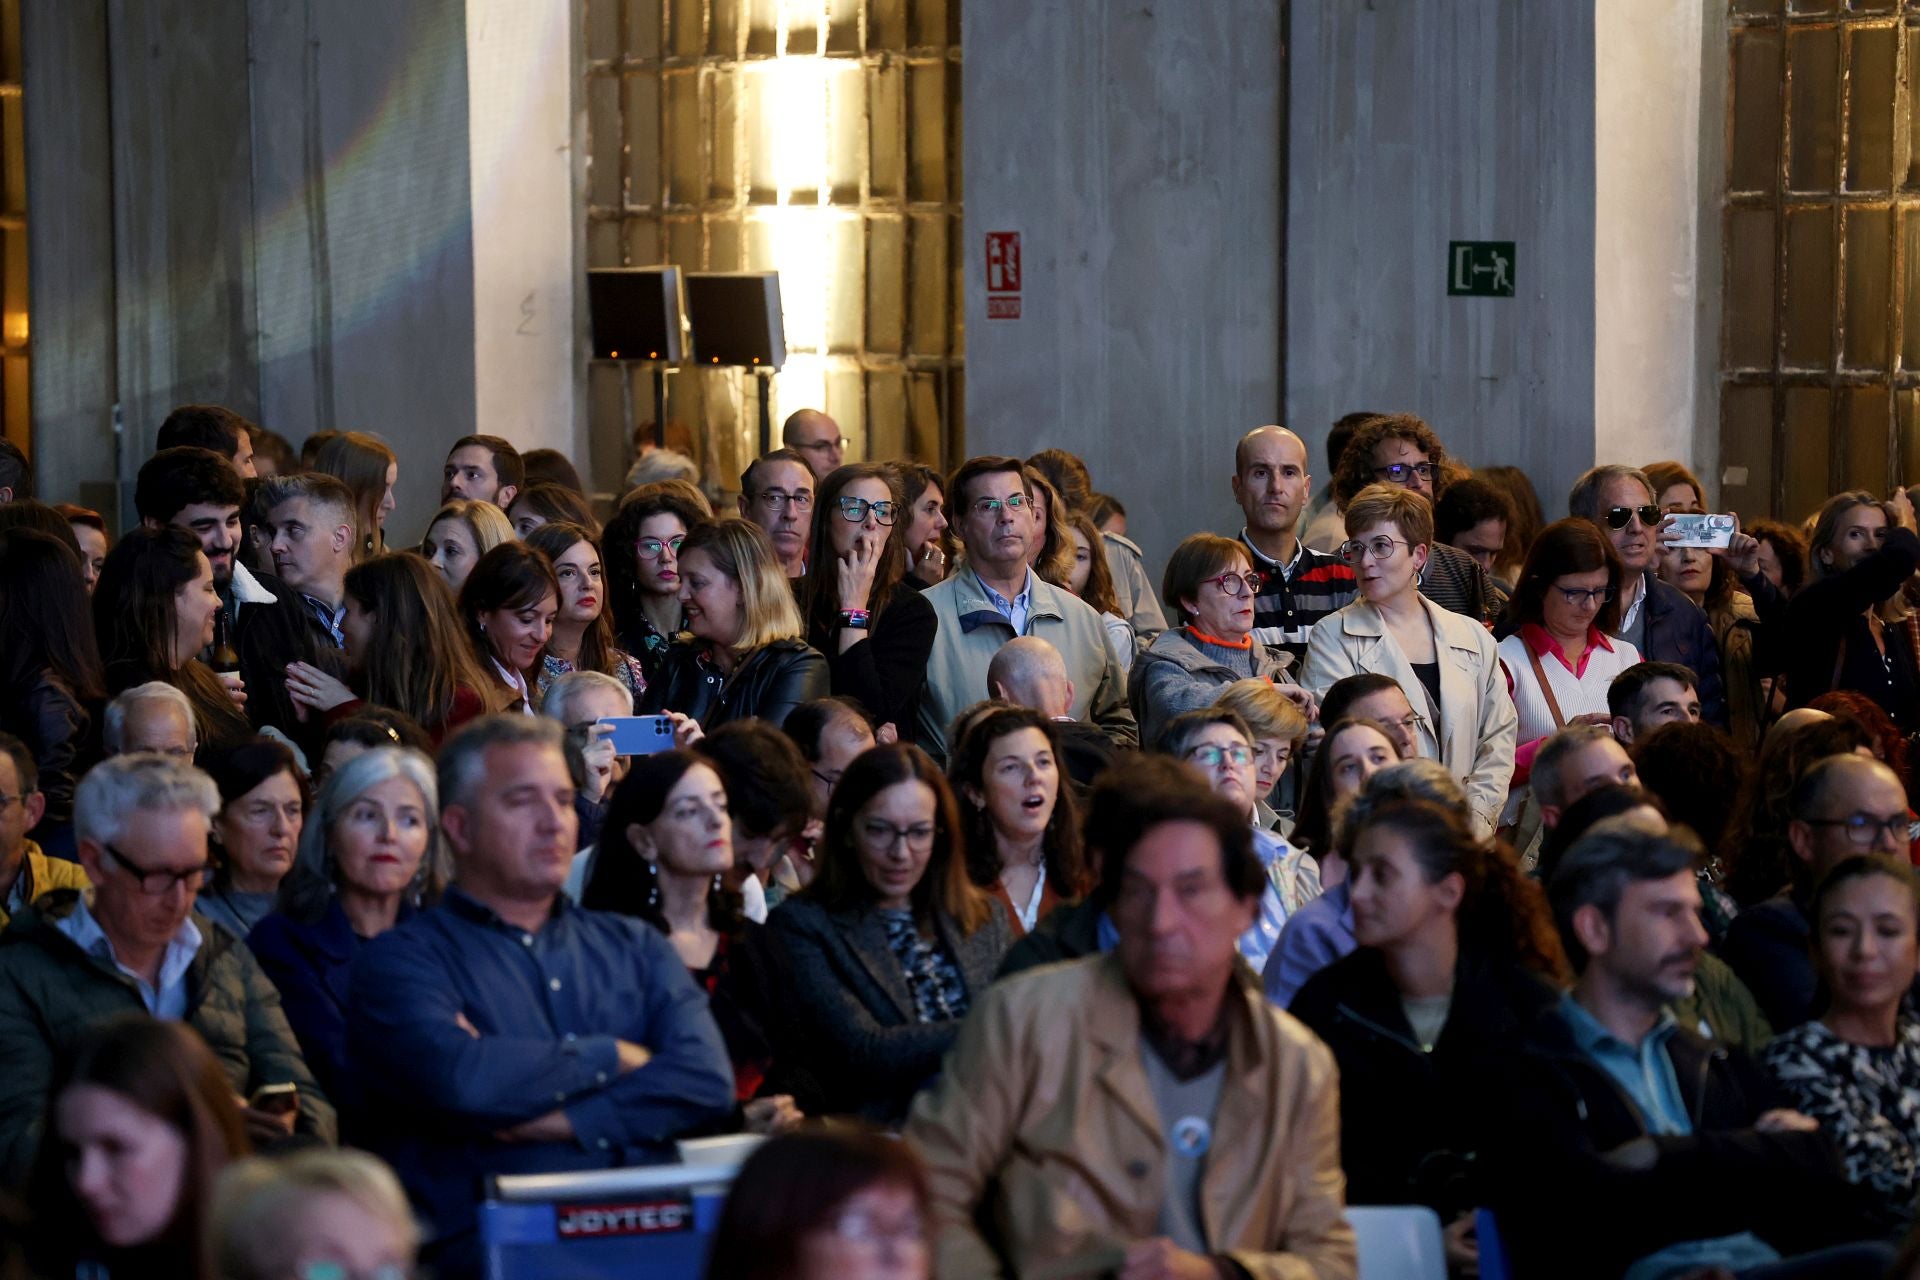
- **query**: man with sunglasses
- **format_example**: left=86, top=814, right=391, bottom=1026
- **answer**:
left=0, top=754, right=334, bottom=1182
left=1569, top=464, right=1727, bottom=729
left=916, top=455, right=1137, bottom=763
left=737, top=448, right=816, bottom=580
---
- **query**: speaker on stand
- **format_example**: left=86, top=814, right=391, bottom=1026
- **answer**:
left=684, top=271, right=786, bottom=456
left=587, top=267, right=688, bottom=451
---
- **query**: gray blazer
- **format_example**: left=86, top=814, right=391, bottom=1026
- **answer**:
left=767, top=895, right=1011, bottom=1125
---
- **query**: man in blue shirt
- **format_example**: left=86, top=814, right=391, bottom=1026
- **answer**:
left=348, top=717, right=734, bottom=1275
left=1483, top=821, right=1888, bottom=1279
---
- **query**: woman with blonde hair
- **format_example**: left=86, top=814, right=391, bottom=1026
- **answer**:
left=1213, top=676, right=1311, bottom=831
left=211, top=1148, right=418, bottom=1280
left=312, top=430, right=398, bottom=558
left=418, top=497, right=513, bottom=593
left=643, top=518, right=829, bottom=730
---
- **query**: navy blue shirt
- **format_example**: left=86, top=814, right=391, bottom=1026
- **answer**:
left=347, top=887, right=734, bottom=1260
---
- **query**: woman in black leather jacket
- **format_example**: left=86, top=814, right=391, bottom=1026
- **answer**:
left=642, top=518, right=829, bottom=731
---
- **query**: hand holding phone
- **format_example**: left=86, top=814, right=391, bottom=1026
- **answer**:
left=1664, top=513, right=1737, bottom=549
left=249, top=1081, right=299, bottom=1116
left=596, top=715, right=678, bottom=757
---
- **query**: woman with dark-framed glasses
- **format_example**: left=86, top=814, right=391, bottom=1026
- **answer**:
left=1493, top=518, right=1642, bottom=832
left=1303, top=485, right=1517, bottom=837
left=1129, top=533, right=1312, bottom=749
left=799, top=464, right=938, bottom=737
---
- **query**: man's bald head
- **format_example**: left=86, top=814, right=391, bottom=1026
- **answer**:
left=1765, top=707, right=1831, bottom=750
left=1788, top=753, right=1910, bottom=878
left=988, top=636, right=1074, bottom=719
left=781, top=408, right=844, bottom=478
left=1234, top=426, right=1307, bottom=475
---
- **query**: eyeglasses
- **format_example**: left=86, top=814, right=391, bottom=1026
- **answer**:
left=1372, top=462, right=1436, bottom=485
left=754, top=489, right=814, bottom=513
left=1198, top=570, right=1266, bottom=598
left=102, top=842, right=209, bottom=896
left=1805, top=813, right=1912, bottom=848
left=1604, top=505, right=1662, bottom=530
left=1554, top=585, right=1616, bottom=607
left=0, top=792, right=32, bottom=815
left=812, top=767, right=842, bottom=790
left=1380, top=712, right=1427, bottom=737
left=1186, top=744, right=1253, bottom=768
left=1338, top=536, right=1410, bottom=563
left=636, top=535, right=685, bottom=560
left=835, top=496, right=898, bottom=526
left=825, top=1207, right=926, bottom=1251
left=968, top=493, right=1029, bottom=517
left=795, top=436, right=850, bottom=453
left=859, top=819, right=937, bottom=851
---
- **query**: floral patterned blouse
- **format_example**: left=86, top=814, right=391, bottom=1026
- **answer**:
left=1763, top=1017, right=1920, bottom=1222
left=536, top=650, right=648, bottom=706
left=877, top=908, right=968, bottom=1024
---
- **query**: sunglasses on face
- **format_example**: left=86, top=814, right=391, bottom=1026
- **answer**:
left=1604, top=505, right=1661, bottom=530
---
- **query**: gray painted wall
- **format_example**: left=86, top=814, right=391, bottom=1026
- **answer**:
left=1287, top=0, right=1598, bottom=518
left=961, top=0, right=1283, bottom=579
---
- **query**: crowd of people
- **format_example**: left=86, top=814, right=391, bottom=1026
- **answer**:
left=3, top=402, right=1920, bottom=1280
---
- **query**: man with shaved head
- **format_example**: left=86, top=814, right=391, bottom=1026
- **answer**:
left=1232, top=425, right=1355, bottom=669
left=987, top=635, right=1122, bottom=792
left=781, top=408, right=845, bottom=480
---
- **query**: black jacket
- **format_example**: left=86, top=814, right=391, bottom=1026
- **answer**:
left=1287, top=948, right=1560, bottom=1215
left=810, top=588, right=937, bottom=733
left=0, top=664, right=97, bottom=852
left=1479, top=997, right=1875, bottom=1279
left=995, top=896, right=1105, bottom=978
left=1639, top=574, right=1730, bottom=729
left=1782, top=527, right=1920, bottom=731
left=642, top=638, right=830, bottom=731
left=230, top=571, right=350, bottom=759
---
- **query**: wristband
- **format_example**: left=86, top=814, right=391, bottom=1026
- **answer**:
left=838, top=609, right=872, bottom=631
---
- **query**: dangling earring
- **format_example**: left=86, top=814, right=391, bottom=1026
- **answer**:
left=711, top=872, right=723, bottom=894
left=645, top=859, right=660, bottom=909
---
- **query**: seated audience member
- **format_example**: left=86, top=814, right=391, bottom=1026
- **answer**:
left=1331, top=413, right=1502, bottom=622
left=1232, top=426, right=1356, bottom=669
left=440, top=433, right=522, bottom=508
left=692, top=720, right=816, bottom=920
left=56, top=500, right=109, bottom=593
left=418, top=497, right=513, bottom=594
left=645, top=519, right=830, bottom=731
left=1213, top=677, right=1310, bottom=832
left=312, top=431, right=399, bottom=557
left=1297, top=411, right=1369, bottom=553
left=906, top=754, right=1356, bottom=1279
left=247, top=747, right=446, bottom=1129
left=314, top=708, right=433, bottom=786
left=1723, top=754, right=1914, bottom=1031
left=1130, top=533, right=1303, bottom=749
left=93, top=526, right=251, bottom=751
left=583, top=751, right=801, bottom=1128
left=1264, top=758, right=1468, bottom=1008
left=1434, top=474, right=1512, bottom=581
left=257, top=473, right=359, bottom=653
left=1290, top=799, right=1566, bottom=1257
left=103, top=681, right=198, bottom=759
left=525, top=522, right=648, bottom=703
left=1161, top=708, right=1321, bottom=972
left=1060, top=509, right=1135, bottom=664
left=705, top=1124, right=933, bottom=1280
left=786, top=696, right=877, bottom=827
left=0, top=529, right=105, bottom=853
left=985, top=635, right=1120, bottom=795
left=601, top=480, right=709, bottom=686
left=0, top=755, right=334, bottom=1182
left=916, top=456, right=1135, bottom=761
left=947, top=706, right=1091, bottom=937
left=1485, top=823, right=1890, bottom=1280
left=1477, top=464, right=1547, bottom=594
left=1750, top=517, right=1810, bottom=597
left=0, top=733, right=90, bottom=930
left=1725, top=713, right=1877, bottom=908
left=459, top=542, right=560, bottom=716
left=1764, top=856, right=1920, bottom=1230
left=507, top=482, right=597, bottom=539
left=1318, top=671, right=1424, bottom=760
left=211, top=1148, right=418, bottom=1280
left=347, top=716, right=734, bottom=1272
left=897, top=461, right=952, bottom=589
left=1810, top=690, right=1915, bottom=802
left=1288, top=715, right=1408, bottom=865
left=1630, top=719, right=1745, bottom=937
left=25, top=1016, right=249, bottom=1280
left=157, top=403, right=257, bottom=476
left=1568, top=463, right=1729, bottom=726
left=782, top=407, right=846, bottom=480
left=767, top=743, right=1010, bottom=1125
left=1785, top=489, right=1920, bottom=729
left=522, top=446, right=586, bottom=495
left=1304, top=484, right=1518, bottom=835
left=1494, top=518, right=1639, bottom=826
left=196, top=739, right=308, bottom=941
left=800, top=464, right=938, bottom=735
left=738, top=449, right=816, bottom=581
left=1608, top=659, right=1704, bottom=746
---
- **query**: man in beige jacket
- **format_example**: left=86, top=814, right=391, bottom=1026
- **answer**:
left=905, top=756, right=1355, bottom=1280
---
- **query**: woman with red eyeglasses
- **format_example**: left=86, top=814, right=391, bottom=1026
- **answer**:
left=1129, top=533, right=1313, bottom=749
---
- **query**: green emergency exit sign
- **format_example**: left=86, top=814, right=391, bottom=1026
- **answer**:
left=1447, top=241, right=1515, bottom=297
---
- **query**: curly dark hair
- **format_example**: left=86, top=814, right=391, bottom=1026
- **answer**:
left=1629, top=720, right=1745, bottom=860
left=1333, top=413, right=1458, bottom=508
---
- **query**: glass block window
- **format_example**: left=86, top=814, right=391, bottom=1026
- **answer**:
left=1722, top=0, right=1920, bottom=521
left=0, top=0, right=26, bottom=457
left=582, top=0, right=964, bottom=497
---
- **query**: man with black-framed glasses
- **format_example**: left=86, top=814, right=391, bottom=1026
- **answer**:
left=0, top=753, right=334, bottom=1182
left=781, top=408, right=848, bottom=480
left=737, top=448, right=816, bottom=580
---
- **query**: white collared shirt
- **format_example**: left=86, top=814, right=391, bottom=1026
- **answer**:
left=54, top=894, right=202, bottom=1020
left=491, top=657, right=536, bottom=715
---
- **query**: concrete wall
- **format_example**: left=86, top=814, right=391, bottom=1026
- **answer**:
left=961, top=0, right=1283, bottom=576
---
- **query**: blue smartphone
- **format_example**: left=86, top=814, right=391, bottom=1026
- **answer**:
left=596, top=715, right=677, bottom=757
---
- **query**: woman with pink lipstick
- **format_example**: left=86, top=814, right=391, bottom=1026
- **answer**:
left=459, top=542, right=561, bottom=716
left=1129, top=533, right=1301, bottom=749
left=603, top=480, right=710, bottom=689
left=525, top=521, right=648, bottom=704
left=946, top=705, right=1090, bottom=936
left=198, top=739, right=309, bottom=942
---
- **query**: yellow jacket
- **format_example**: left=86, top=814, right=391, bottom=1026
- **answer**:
left=0, top=841, right=91, bottom=931
left=904, top=954, right=1356, bottom=1280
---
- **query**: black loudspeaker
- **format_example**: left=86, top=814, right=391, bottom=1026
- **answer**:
left=685, top=272, right=786, bottom=369
left=587, top=267, right=686, bottom=362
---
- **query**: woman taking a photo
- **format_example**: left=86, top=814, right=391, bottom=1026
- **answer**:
left=800, top=464, right=937, bottom=736
left=645, top=519, right=829, bottom=732
left=198, top=739, right=308, bottom=941
left=947, top=706, right=1090, bottom=936
left=460, top=542, right=561, bottom=715
left=768, top=743, right=1009, bottom=1124
left=1303, top=485, right=1518, bottom=837
left=419, top=497, right=513, bottom=594
left=525, top=521, right=648, bottom=703
left=603, top=480, right=710, bottom=686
